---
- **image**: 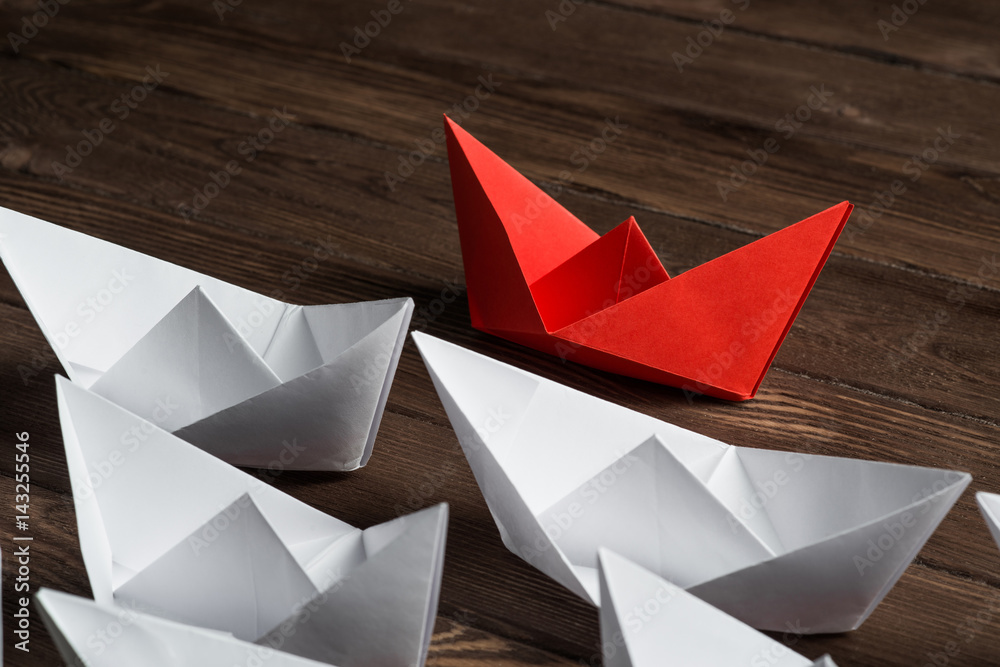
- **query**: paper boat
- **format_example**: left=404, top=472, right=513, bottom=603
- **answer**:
left=976, top=492, right=1000, bottom=551
left=598, top=549, right=837, bottom=667
left=0, top=207, right=413, bottom=470
left=37, top=589, right=337, bottom=667
left=443, top=117, right=852, bottom=401
left=56, top=375, right=447, bottom=667
left=414, top=332, right=970, bottom=633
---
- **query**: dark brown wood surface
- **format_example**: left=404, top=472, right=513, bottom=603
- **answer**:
left=0, top=0, right=998, bottom=665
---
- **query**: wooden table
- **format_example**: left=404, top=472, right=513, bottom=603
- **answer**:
left=1, top=1, right=998, bottom=665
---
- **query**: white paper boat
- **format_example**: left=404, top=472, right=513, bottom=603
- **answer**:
left=598, top=549, right=837, bottom=667
left=976, top=492, right=1000, bottom=551
left=56, top=376, right=447, bottom=667
left=0, top=207, right=414, bottom=470
left=413, top=333, right=970, bottom=633
left=37, top=589, right=337, bottom=667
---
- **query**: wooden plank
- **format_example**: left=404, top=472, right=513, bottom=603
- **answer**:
left=606, top=0, right=1000, bottom=82
left=0, top=65, right=997, bottom=420
left=4, top=0, right=997, bottom=175
left=1, top=20, right=998, bottom=291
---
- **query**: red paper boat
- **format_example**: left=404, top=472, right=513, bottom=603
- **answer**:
left=443, top=117, right=852, bottom=401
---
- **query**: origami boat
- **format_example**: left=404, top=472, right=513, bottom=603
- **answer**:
left=598, top=550, right=837, bottom=667
left=443, top=117, right=853, bottom=400
left=977, top=492, right=1000, bottom=551
left=37, top=589, right=335, bottom=667
left=414, top=333, right=970, bottom=633
left=56, top=376, right=447, bottom=667
left=0, top=207, right=413, bottom=470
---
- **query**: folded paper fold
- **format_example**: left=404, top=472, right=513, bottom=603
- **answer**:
left=414, top=332, right=970, bottom=633
left=443, top=117, right=852, bottom=400
left=56, top=375, right=447, bottom=667
left=0, top=208, right=413, bottom=470
left=598, top=550, right=837, bottom=667
left=36, top=589, right=335, bottom=667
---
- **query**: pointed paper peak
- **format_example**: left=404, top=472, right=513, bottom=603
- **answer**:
left=0, top=206, right=77, bottom=243
left=299, top=297, right=413, bottom=367
left=599, top=546, right=672, bottom=590
left=770, top=201, right=852, bottom=258
left=55, top=374, right=261, bottom=574
left=597, top=549, right=816, bottom=667
left=976, top=491, right=1000, bottom=514
left=442, top=113, right=462, bottom=135
left=88, top=286, right=281, bottom=431
left=977, top=492, right=1000, bottom=551
left=364, top=502, right=449, bottom=559
left=35, top=588, right=333, bottom=667
left=412, top=332, right=540, bottom=451
left=261, top=502, right=448, bottom=667
left=443, top=116, right=599, bottom=287
left=529, top=215, right=669, bottom=330
left=114, top=492, right=319, bottom=641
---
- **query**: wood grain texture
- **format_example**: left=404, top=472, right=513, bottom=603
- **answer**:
left=0, top=0, right=998, bottom=665
left=606, top=0, right=1000, bottom=82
